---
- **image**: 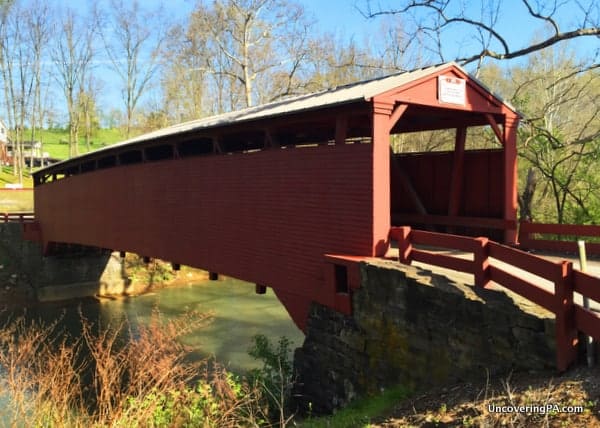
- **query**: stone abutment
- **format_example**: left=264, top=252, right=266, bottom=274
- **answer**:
left=294, top=259, right=557, bottom=413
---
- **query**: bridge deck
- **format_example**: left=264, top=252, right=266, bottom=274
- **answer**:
left=384, top=246, right=600, bottom=313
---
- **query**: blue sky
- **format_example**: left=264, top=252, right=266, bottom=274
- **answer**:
left=301, top=0, right=597, bottom=64
left=5, top=0, right=598, bottom=124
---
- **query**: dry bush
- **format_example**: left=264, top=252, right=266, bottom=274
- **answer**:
left=0, top=308, right=276, bottom=427
left=80, top=308, right=213, bottom=425
left=0, top=315, right=85, bottom=427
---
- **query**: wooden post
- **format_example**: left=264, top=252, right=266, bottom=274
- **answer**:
left=554, top=260, right=577, bottom=371
left=473, top=237, right=490, bottom=288
left=209, top=272, right=219, bottom=281
left=335, top=115, right=347, bottom=145
left=397, top=226, right=413, bottom=264
left=255, top=284, right=267, bottom=294
left=504, top=117, right=519, bottom=244
left=448, top=127, right=467, bottom=219
left=578, top=240, right=595, bottom=367
left=372, top=99, right=393, bottom=256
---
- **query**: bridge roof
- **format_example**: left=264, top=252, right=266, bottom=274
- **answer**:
left=36, top=61, right=519, bottom=177
left=114, top=61, right=516, bottom=145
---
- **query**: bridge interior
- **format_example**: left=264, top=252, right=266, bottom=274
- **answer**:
left=29, top=62, right=520, bottom=330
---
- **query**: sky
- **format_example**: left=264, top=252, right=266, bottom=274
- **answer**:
left=4, top=0, right=598, bottom=125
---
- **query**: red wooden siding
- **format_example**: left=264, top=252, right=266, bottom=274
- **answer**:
left=391, top=149, right=504, bottom=238
left=34, top=143, right=374, bottom=330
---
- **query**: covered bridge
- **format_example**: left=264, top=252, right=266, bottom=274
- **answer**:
left=31, top=62, right=520, bottom=329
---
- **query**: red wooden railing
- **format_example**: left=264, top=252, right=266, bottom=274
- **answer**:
left=392, top=213, right=516, bottom=231
left=390, top=226, right=599, bottom=371
left=519, top=221, right=600, bottom=255
left=1, top=212, right=35, bottom=223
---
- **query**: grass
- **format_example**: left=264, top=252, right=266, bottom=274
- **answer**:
left=33, top=128, right=126, bottom=160
left=0, top=168, right=34, bottom=212
left=0, top=127, right=124, bottom=213
left=0, top=189, right=33, bottom=212
left=298, top=385, right=411, bottom=428
left=0, top=168, right=33, bottom=187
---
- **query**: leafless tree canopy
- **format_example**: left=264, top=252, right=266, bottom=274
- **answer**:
left=363, top=0, right=599, bottom=67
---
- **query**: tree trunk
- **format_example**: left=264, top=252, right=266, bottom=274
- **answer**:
left=518, top=168, right=537, bottom=221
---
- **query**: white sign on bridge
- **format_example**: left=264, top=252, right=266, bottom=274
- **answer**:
left=438, top=75, right=466, bottom=105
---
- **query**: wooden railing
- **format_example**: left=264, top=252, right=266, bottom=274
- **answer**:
left=519, top=221, right=600, bottom=255
left=392, top=213, right=516, bottom=230
left=1, top=212, right=35, bottom=223
left=390, top=226, right=600, bottom=371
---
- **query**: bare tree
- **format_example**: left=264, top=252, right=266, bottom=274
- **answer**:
left=160, top=21, right=210, bottom=122
left=0, top=1, right=49, bottom=181
left=78, top=77, right=101, bottom=152
left=101, top=0, right=167, bottom=138
left=362, top=0, right=599, bottom=68
left=183, top=0, right=315, bottom=110
left=304, top=34, right=386, bottom=90
left=0, top=0, right=17, bottom=174
left=25, top=1, right=51, bottom=170
left=51, top=8, right=94, bottom=158
left=517, top=62, right=599, bottom=223
left=477, top=50, right=600, bottom=223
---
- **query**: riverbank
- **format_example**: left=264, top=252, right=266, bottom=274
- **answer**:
left=0, top=251, right=210, bottom=307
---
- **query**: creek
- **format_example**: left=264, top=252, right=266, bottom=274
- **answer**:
left=0, top=276, right=305, bottom=373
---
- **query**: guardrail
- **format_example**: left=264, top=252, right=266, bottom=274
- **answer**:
left=1, top=212, right=35, bottom=223
left=392, top=213, right=516, bottom=230
left=390, top=225, right=599, bottom=371
left=519, top=221, right=600, bottom=255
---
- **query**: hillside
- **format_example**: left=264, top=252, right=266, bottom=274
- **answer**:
left=371, top=366, right=600, bottom=427
left=30, top=128, right=125, bottom=160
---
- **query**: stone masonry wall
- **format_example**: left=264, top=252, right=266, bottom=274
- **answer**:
left=0, top=223, right=129, bottom=300
left=294, top=260, right=556, bottom=414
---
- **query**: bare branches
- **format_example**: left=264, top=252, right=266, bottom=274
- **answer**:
left=505, top=53, right=600, bottom=223
left=51, top=8, right=94, bottom=157
left=362, top=0, right=599, bottom=65
left=100, top=0, right=168, bottom=137
left=459, top=27, right=600, bottom=64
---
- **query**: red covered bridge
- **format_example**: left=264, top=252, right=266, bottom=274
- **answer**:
left=30, top=62, right=520, bottom=331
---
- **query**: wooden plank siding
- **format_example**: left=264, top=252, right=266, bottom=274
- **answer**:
left=34, top=143, right=375, bottom=330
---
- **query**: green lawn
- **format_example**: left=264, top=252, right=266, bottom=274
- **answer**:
left=0, top=189, right=33, bottom=212
left=297, top=385, right=410, bottom=428
left=0, top=128, right=125, bottom=212
left=0, top=168, right=33, bottom=187
left=34, top=128, right=126, bottom=160
left=0, top=169, right=34, bottom=212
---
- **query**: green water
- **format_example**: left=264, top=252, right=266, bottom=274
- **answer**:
left=1, top=277, right=305, bottom=373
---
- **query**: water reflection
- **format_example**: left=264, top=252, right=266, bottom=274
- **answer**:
left=0, top=277, right=305, bottom=373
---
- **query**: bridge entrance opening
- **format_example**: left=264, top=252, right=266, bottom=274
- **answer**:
left=389, top=125, right=507, bottom=242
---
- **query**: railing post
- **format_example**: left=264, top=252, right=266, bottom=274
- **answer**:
left=554, top=260, right=577, bottom=371
left=474, top=237, right=490, bottom=288
left=397, top=226, right=413, bottom=265
left=518, top=220, right=531, bottom=249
